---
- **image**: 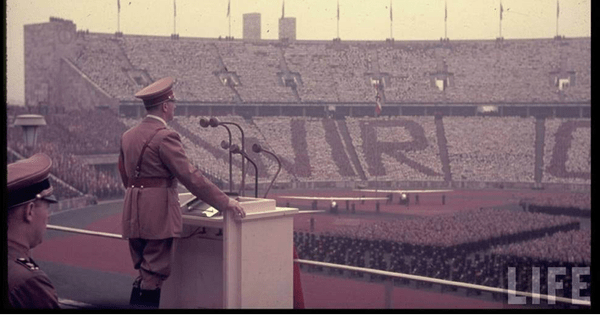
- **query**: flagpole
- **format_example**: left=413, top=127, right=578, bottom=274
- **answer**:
left=390, top=0, right=393, bottom=39
left=117, top=0, right=120, bottom=33
left=174, top=0, right=176, bottom=35
left=444, top=0, right=447, bottom=39
left=228, top=0, right=231, bottom=38
left=556, top=0, right=559, bottom=37
left=499, top=1, right=502, bottom=38
left=337, top=0, right=340, bottom=39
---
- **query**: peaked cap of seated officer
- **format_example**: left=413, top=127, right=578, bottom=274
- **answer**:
left=135, top=76, right=177, bottom=108
left=7, top=153, right=58, bottom=208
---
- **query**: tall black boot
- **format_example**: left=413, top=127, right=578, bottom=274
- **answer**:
left=129, top=278, right=142, bottom=307
left=138, top=288, right=161, bottom=309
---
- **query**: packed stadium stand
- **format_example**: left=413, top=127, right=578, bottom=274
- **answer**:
left=9, top=17, right=591, bottom=309
left=444, top=116, right=536, bottom=183
left=25, top=19, right=590, bottom=109
left=8, top=111, right=590, bottom=200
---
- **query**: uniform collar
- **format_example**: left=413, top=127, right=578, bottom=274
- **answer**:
left=7, top=239, right=30, bottom=258
left=146, top=114, right=167, bottom=127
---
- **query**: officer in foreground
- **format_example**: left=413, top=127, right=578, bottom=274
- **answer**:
left=119, top=76, right=246, bottom=308
left=6, top=153, right=60, bottom=309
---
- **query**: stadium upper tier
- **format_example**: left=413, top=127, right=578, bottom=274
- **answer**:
left=60, top=32, right=589, bottom=104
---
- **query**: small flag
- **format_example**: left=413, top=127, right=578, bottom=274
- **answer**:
left=227, top=0, right=230, bottom=17
left=390, top=0, right=393, bottom=22
left=118, top=0, right=120, bottom=12
left=557, top=0, right=560, bottom=18
left=500, top=2, right=503, bottom=20
left=174, top=0, right=176, bottom=17
left=282, top=0, right=285, bottom=18
left=337, top=0, right=340, bottom=21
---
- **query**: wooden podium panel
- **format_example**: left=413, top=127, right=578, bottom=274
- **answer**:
left=160, top=195, right=297, bottom=309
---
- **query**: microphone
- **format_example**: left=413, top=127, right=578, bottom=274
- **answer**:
left=230, top=144, right=258, bottom=198
left=200, top=118, right=233, bottom=193
left=199, top=118, right=210, bottom=128
left=210, top=118, right=247, bottom=196
left=252, top=143, right=281, bottom=198
left=208, top=117, right=220, bottom=128
left=220, top=140, right=230, bottom=150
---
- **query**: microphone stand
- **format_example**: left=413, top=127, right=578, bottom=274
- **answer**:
left=230, top=144, right=258, bottom=198
left=210, top=118, right=246, bottom=196
left=252, top=143, right=281, bottom=198
left=200, top=118, right=233, bottom=193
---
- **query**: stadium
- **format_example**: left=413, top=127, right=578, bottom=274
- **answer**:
left=6, top=13, right=591, bottom=310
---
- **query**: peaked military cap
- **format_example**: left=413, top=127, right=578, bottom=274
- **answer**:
left=135, top=76, right=177, bottom=108
left=7, top=153, right=58, bottom=208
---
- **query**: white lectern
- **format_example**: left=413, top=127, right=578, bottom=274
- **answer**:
left=160, top=194, right=298, bottom=309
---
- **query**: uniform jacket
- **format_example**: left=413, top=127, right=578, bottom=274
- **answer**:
left=7, top=240, right=60, bottom=309
left=118, top=117, right=230, bottom=239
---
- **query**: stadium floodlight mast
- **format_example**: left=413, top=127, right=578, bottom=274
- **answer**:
left=14, top=114, right=47, bottom=151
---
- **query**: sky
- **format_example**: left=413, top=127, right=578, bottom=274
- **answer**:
left=5, top=0, right=591, bottom=105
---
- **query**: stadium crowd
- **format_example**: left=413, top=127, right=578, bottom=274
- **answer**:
left=346, top=116, right=445, bottom=182
left=491, top=229, right=590, bottom=264
left=444, top=116, right=536, bottom=182
left=294, top=209, right=585, bottom=298
left=122, top=36, right=237, bottom=102
left=543, top=118, right=591, bottom=184
left=7, top=108, right=126, bottom=200
left=522, top=193, right=590, bottom=211
left=7, top=108, right=590, bottom=200
left=253, top=116, right=313, bottom=181
left=71, top=33, right=135, bottom=100
left=65, top=31, right=590, bottom=105
left=329, top=209, right=578, bottom=248
left=214, top=42, right=296, bottom=102
left=322, top=119, right=358, bottom=178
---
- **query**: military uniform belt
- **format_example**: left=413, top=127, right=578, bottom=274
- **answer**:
left=128, top=177, right=174, bottom=188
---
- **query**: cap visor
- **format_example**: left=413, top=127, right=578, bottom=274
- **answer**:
left=43, top=194, right=58, bottom=203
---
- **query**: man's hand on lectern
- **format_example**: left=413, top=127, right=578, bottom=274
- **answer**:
left=225, top=198, right=246, bottom=220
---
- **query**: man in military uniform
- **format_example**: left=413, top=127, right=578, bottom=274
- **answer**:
left=7, top=153, right=60, bottom=309
left=119, top=76, right=246, bottom=308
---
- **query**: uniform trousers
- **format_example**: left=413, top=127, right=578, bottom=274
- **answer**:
left=129, top=238, right=177, bottom=290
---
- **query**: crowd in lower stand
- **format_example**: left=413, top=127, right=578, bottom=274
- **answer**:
left=543, top=119, right=591, bottom=184
left=444, top=116, right=537, bottom=182
left=345, top=116, right=445, bottom=182
left=7, top=110, right=589, bottom=204
left=7, top=108, right=126, bottom=200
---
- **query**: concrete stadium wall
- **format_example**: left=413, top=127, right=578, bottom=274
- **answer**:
left=25, top=18, right=117, bottom=110
left=58, top=58, right=119, bottom=110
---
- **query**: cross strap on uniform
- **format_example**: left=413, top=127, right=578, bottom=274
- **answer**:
left=134, top=127, right=167, bottom=178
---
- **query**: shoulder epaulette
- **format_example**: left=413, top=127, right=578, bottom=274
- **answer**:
left=15, top=258, right=40, bottom=271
